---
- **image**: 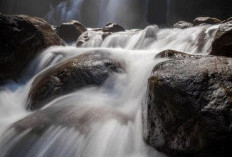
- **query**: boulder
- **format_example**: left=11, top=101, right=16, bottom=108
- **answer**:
left=103, top=23, right=125, bottom=33
left=76, top=30, right=104, bottom=47
left=224, top=17, right=232, bottom=23
left=155, top=49, right=198, bottom=59
left=76, top=23, right=125, bottom=47
left=56, top=20, right=87, bottom=43
left=210, top=21, right=232, bottom=57
left=0, top=15, right=63, bottom=81
left=173, top=21, right=193, bottom=29
left=193, top=17, right=221, bottom=26
left=143, top=51, right=232, bottom=157
left=27, top=51, right=125, bottom=110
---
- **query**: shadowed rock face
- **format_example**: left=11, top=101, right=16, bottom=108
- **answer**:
left=27, top=51, right=125, bottom=110
left=148, top=0, right=232, bottom=25
left=143, top=50, right=232, bottom=157
left=210, top=21, right=232, bottom=57
left=193, top=17, right=221, bottom=26
left=56, top=20, right=87, bottom=43
left=0, top=15, right=64, bottom=81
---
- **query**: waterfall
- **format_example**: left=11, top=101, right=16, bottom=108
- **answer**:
left=46, top=0, right=84, bottom=25
left=0, top=24, right=219, bottom=157
left=45, top=0, right=148, bottom=28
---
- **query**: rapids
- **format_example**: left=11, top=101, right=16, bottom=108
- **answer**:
left=0, top=24, right=219, bottom=157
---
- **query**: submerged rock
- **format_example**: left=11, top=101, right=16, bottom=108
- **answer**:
left=173, top=21, right=193, bottom=29
left=193, top=17, right=221, bottom=26
left=27, top=51, right=125, bottom=110
left=76, top=23, right=125, bottom=47
left=76, top=29, right=104, bottom=47
left=0, top=15, right=63, bottom=81
left=56, top=20, right=87, bottom=43
left=143, top=51, right=232, bottom=157
left=210, top=21, right=232, bottom=57
left=1, top=104, right=132, bottom=157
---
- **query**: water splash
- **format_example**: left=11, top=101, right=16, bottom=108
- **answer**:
left=80, top=24, right=219, bottom=54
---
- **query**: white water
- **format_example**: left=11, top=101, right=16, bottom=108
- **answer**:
left=0, top=24, right=219, bottom=157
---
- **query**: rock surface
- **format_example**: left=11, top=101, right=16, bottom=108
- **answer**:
left=56, top=20, right=86, bottom=43
left=0, top=15, right=63, bottom=81
left=103, top=23, right=125, bottom=33
left=155, top=49, right=197, bottom=59
left=76, top=29, right=104, bottom=47
left=173, top=21, right=193, bottom=29
left=76, top=23, right=125, bottom=47
left=210, top=21, right=232, bottom=57
left=193, top=17, right=221, bottom=26
left=224, top=17, right=232, bottom=23
left=27, top=51, right=125, bottom=110
left=143, top=51, right=232, bottom=157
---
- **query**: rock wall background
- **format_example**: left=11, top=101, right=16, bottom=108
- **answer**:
left=0, top=0, right=232, bottom=26
left=147, top=0, right=232, bottom=25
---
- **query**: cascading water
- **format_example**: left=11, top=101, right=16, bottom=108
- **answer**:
left=0, top=24, right=219, bottom=157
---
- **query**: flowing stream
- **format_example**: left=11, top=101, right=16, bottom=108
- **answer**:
left=0, top=24, right=219, bottom=157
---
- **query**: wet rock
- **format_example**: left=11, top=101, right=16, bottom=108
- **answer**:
left=155, top=49, right=198, bottom=59
left=143, top=52, right=232, bottom=157
left=210, top=21, right=232, bottom=57
left=193, top=17, right=221, bottom=26
left=56, top=20, right=87, bottom=43
left=76, top=30, right=104, bottom=47
left=103, top=23, right=125, bottom=33
left=76, top=24, right=125, bottom=47
left=224, top=17, right=232, bottom=23
left=173, top=21, right=193, bottom=29
left=27, top=51, right=125, bottom=110
left=0, top=15, right=63, bottom=81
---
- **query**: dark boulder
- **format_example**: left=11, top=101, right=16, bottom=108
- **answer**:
left=27, top=51, right=125, bottom=110
left=193, top=17, right=221, bottom=26
left=173, top=21, right=193, bottom=29
left=224, top=17, right=232, bottom=23
left=103, top=23, right=125, bottom=33
left=56, top=20, right=87, bottom=43
left=210, top=21, right=232, bottom=57
left=0, top=15, right=63, bottom=81
left=143, top=51, right=232, bottom=157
